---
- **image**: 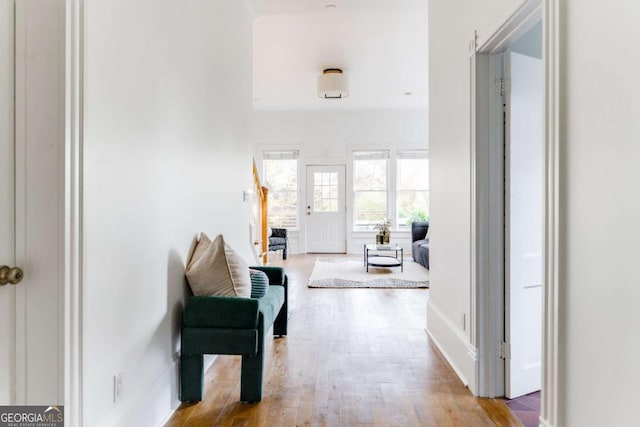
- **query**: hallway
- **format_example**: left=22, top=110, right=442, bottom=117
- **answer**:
left=166, top=255, right=521, bottom=426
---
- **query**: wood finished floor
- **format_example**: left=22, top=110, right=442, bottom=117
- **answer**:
left=165, top=254, right=521, bottom=427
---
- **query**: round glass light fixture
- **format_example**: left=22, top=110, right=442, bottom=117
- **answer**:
left=317, top=68, right=349, bottom=99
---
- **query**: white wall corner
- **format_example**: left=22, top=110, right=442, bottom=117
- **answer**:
left=106, top=358, right=180, bottom=427
left=108, top=356, right=216, bottom=427
left=539, top=419, right=554, bottom=427
left=426, top=300, right=478, bottom=394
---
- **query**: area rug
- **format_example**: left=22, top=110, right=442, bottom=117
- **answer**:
left=308, top=257, right=429, bottom=288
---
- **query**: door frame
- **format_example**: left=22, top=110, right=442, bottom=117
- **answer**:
left=470, top=0, right=561, bottom=425
left=64, top=1, right=84, bottom=425
left=304, top=164, right=347, bottom=254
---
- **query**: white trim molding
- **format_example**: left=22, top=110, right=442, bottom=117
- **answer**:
left=477, top=0, right=542, bottom=53
left=426, top=300, right=478, bottom=394
left=64, top=0, right=84, bottom=425
left=540, top=0, right=560, bottom=425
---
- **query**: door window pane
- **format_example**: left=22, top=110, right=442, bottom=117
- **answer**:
left=313, top=172, right=339, bottom=212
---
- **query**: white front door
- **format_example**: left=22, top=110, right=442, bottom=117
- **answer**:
left=0, top=0, right=17, bottom=403
left=0, top=0, right=66, bottom=405
left=505, top=51, right=543, bottom=399
left=305, top=165, right=346, bottom=253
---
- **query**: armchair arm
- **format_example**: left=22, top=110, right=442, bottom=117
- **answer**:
left=183, top=296, right=259, bottom=329
left=411, top=221, right=429, bottom=242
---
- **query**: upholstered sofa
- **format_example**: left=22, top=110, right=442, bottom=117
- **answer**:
left=180, top=266, right=288, bottom=403
left=411, top=221, right=429, bottom=270
left=268, top=228, right=288, bottom=259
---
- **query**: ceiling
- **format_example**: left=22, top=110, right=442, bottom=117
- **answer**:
left=250, top=0, right=428, bottom=110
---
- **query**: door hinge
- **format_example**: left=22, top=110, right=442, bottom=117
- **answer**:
left=499, top=341, right=510, bottom=360
left=497, top=78, right=510, bottom=97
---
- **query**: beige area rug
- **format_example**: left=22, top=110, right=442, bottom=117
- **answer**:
left=308, top=257, right=429, bottom=288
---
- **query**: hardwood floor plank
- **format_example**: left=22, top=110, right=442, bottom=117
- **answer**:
left=165, top=254, right=519, bottom=426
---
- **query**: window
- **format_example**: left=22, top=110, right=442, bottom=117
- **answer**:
left=263, top=150, right=299, bottom=229
left=396, top=150, right=429, bottom=229
left=353, top=150, right=389, bottom=230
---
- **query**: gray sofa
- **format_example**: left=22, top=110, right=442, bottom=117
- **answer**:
left=411, top=221, right=429, bottom=270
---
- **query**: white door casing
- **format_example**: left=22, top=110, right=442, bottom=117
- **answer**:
left=0, top=0, right=17, bottom=405
left=305, top=165, right=347, bottom=253
left=505, top=51, right=543, bottom=399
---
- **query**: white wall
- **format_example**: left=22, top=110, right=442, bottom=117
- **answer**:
left=83, top=1, right=254, bottom=425
left=427, top=0, right=506, bottom=392
left=250, top=109, right=428, bottom=254
left=560, top=1, right=640, bottom=425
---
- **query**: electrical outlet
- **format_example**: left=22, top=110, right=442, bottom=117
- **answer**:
left=114, top=372, right=124, bottom=402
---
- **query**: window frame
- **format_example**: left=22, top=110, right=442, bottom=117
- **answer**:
left=395, top=150, right=430, bottom=230
left=352, top=150, right=390, bottom=231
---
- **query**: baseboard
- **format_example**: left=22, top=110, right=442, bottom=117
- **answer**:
left=539, top=417, right=553, bottom=427
left=105, top=355, right=216, bottom=427
left=426, top=300, right=478, bottom=394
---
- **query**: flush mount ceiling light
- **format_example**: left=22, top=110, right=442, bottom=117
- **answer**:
left=317, top=68, right=349, bottom=99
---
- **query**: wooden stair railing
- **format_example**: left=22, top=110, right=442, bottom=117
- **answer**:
left=252, top=160, right=269, bottom=264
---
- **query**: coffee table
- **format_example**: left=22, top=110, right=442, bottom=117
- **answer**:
left=364, top=244, right=403, bottom=272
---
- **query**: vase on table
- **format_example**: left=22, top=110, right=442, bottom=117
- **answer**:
left=383, top=230, right=390, bottom=244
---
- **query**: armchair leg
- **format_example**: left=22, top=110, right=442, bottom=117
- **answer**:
left=240, top=353, right=264, bottom=403
left=282, top=248, right=287, bottom=260
left=241, top=315, right=265, bottom=402
left=180, top=354, right=204, bottom=402
left=274, top=301, right=287, bottom=336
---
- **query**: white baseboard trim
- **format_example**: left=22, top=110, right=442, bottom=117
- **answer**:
left=426, top=300, right=478, bottom=394
left=106, top=355, right=216, bottom=427
left=539, top=417, right=553, bottom=427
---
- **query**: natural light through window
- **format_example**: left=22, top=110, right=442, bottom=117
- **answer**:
left=396, top=150, right=429, bottom=229
left=353, top=150, right=389, bottom=230
left=263, top=150, right=299, bottom=229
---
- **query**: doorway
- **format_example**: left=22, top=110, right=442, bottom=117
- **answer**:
left=305, top=165, right=347, bottom=253
left=470, top=1, right=550, bottom=408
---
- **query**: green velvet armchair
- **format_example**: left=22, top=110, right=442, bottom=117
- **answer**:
left=180, top=266, right=288, bottom=403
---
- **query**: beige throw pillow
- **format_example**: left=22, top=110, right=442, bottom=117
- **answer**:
left=185, top=234, right=251, bottom=298
left=187, top=232, right=212, bottom=270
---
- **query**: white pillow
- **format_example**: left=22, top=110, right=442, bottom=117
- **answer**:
left=185, top=234, right=251, bottom=298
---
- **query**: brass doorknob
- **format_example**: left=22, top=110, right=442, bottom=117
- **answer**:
left=0, top=265, right=24, bottom=285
